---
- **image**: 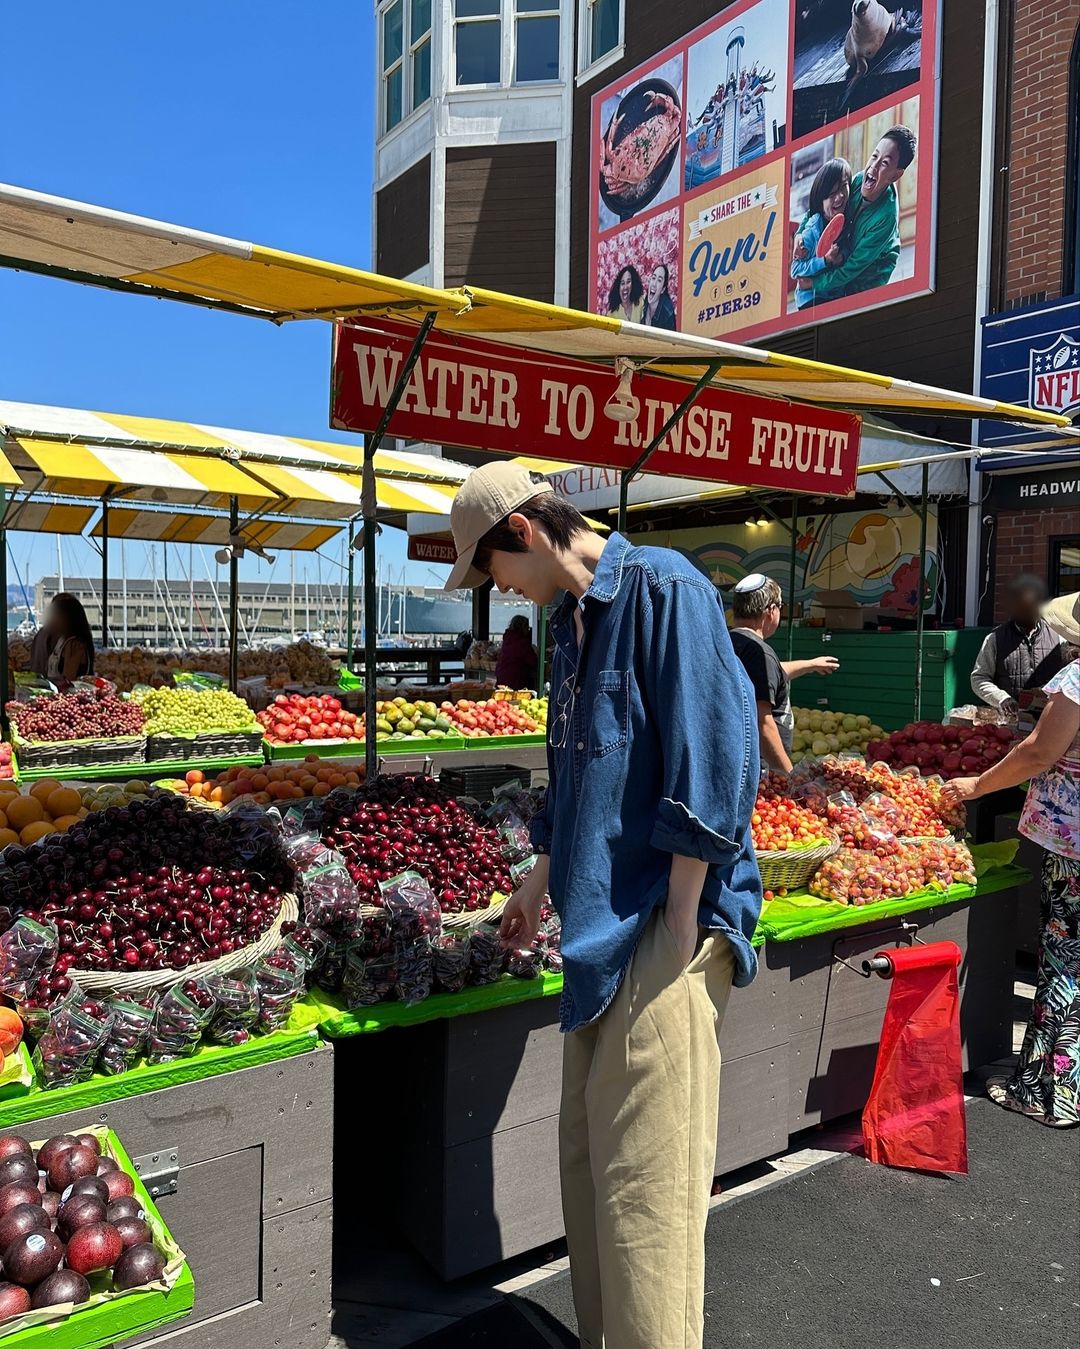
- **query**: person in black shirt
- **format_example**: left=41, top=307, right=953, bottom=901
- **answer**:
left=729, top=574, right=839, bottom=773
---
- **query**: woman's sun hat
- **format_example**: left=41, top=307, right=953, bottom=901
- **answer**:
left=1042, top=591, right=1080, bottom=647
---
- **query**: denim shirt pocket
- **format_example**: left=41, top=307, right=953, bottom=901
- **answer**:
left=589, top=669, right=630, bottom=756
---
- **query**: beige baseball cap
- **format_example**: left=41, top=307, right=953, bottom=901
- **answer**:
left=444, top=461, right=553, bottom=591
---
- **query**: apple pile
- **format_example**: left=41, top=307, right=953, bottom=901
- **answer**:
left=365, top=696, right=543, bottom=743
left=866, top=721, right=1015, bottom=780
left=319, top=774, right=515, bottom=914
left=6, top=688, right=145, bottom=743
left=0, top=1131, right=168, bottom=1321
left=791, top=707, right=886, bottom=763
left=434, top=698, right=542, bottom=739
left=0, top=794, right=291, bottom=989
left=257, top=693, right=362, bottom=745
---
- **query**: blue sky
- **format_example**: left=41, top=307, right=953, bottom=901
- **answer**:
left=0, top=2, right=431, bottom=609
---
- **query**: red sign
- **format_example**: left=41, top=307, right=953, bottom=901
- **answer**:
left=332, top=319, right=860, bottom=496
left=407, top=535, right=457, bottom=564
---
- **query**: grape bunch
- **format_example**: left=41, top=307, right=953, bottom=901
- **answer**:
left=133, top=686, right=258, bottom=736
left=7, top=689, right=145, bottom=742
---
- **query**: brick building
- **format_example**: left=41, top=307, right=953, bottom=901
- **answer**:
left=973, top=1, right=1079, bottom=623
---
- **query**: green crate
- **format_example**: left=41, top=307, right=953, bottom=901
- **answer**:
left=464, top=733, right=546, bottom=751
left=0, top=1128, right=194, bottom=1347
left=264, top=738, right=367, bottom=761
left=18, top=754, right=264, bottom=783
left=376, top=735, right=468, bottom=755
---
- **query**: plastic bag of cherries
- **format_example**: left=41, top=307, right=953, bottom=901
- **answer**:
left=0, top=917, right=59, bottom=1001
left=33, top=996, right=115, bottom=1089
left=279, top=922, right=331, bottom=987
left=432, top=931, right=470, bottom=994
left=342, top=945, right=397, bottom=1008
left=206, top=967, right=260, bottom=1045
left=98, top=995, right=157, bottom=1075
left=254, top=948, right=305, bottom=1032
left=381, top=871, right=442, bottom=1006
left=466, top=924, right=504, bottom=987
left=147, top=978, right=216, bottom=1063
left=284, top=833, right=362, bottom=934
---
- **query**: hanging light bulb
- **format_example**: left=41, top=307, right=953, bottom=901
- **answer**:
left=604, top=358, right=640, bottom=423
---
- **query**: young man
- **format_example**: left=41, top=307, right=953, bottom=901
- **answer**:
left=445, top=462, right=762, bottom=1349
left=729, top=574, right=839, bottom=774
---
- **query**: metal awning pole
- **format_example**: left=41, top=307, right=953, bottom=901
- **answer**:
left=617, top=361, right=723, bottom=533
left=345, top=518, right=358, bottom=674
left=537, top=603, right=548, bottom=693
left=359, top=311, right=438, bottom=781
left=914, top=462, right=929, bottom=722
left=100, top=495, right=110, bottom=649
left=228, top=496, right=240, bottom=692
left=787, top=506, right=798, bottom=661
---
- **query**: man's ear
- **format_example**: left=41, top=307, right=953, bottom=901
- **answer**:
left=506, top=512, right=534, bottom=547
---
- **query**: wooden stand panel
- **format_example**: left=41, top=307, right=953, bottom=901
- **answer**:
left=17, top=1046, right=334, bottom=1348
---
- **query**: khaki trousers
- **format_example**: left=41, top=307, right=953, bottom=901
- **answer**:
left=559, top=909, right=735, bottom=1349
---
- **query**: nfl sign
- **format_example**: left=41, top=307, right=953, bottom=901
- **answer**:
left=1029, top=333, right=1080, bottom=418
left=979, top=296, right=1080, bottom=452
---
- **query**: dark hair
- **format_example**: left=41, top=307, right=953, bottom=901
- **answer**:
left=650, top=263, right=670, bottom=293
left=507, top=615, right=532, bottom=640
left=608, top=265, right=644, bottom=312
left=808, top=158, right=851, bottom=219
left=50, top=592, right=95, bottom=672
left=881, top=125, right=916, bottom=170
left=473, top=479, right=591, bottom=575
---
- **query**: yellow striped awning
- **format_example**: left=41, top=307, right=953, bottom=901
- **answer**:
left=0, top=183, right=1072, bottom=435
left=1, top=501, right=95, bottom=534
left=89, top=508, right=341, bottom=551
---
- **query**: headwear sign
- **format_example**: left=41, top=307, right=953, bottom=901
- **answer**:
left=589, top=0, right=939, bottom=343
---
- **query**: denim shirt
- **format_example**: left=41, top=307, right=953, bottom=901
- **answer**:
left=530, top=533, right=763, bottom=1032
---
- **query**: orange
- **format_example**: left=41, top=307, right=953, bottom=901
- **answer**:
left=0, top=828, right=19, bottom=850
left=29, top=779, right=62, bottom=804
left=45, top=787, right=82, bottom=819
left=5, top=795, right=44, bottom=831
left=0, top=810, right=6, bottom=831
left=328, top=773, right=347, bottom=788
left=312, top=782, right=331, bottom=796
left=20, top=820, right=56, bottom=844
left=50, top=814, right=81, bottom=831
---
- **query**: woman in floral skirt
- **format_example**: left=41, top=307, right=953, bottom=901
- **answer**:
left=943, top=592, right=1080, bottom=1127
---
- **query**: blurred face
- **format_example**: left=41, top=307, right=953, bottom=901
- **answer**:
left=647, top=266, right=667, bottom=303
left=44, top=601, right=67, bottom=637
left=1010, top=588, right=1042, bottom=629
left=824, top=175, right=850, bottom=220
left=861, top=138, right=904, bottom=202
left=619, top=270, right=632, bottom=303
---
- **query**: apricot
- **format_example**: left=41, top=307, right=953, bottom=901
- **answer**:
left=0, top=828, right=19, bottom=850
left=5, top=796, right=44, bottom=831
left=29, top=779, right=62, bottom=804
left=45, top=787, right=82, bottom=819
left=20, top=820, right=56, bottom=844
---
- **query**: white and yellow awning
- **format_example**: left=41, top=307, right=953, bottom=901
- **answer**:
left=88, top=508, right=342, bottom=551
left=0, top=398, right=470, bottom=518
left=0, top=182, right=1073, bottom=435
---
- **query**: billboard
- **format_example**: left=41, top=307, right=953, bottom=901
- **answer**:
left=978, top=295, right=1080, bottom=455
left=588, top=0, right=939, bottom=343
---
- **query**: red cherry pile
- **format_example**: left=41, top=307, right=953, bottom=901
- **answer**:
left=6, top=688, right=144, bottom=742
left=0, top=796, right=290, bottom=999
left=257, top=693, right=362, bottom=745
left=866, top=721, right=1014, bottom=779
left=0, top=1131, right=167, bottom=1322
left=320, top=775, right=514, bottom=914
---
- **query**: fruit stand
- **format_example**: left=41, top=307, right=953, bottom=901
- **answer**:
left=0, top=185, right=1069, bottom=1332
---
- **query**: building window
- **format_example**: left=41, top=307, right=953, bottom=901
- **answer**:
left=1067, top=26, right=1080, bottom=294
left=1050, top=536, right=1080, bottom=596
left=582, top=0, right=622, bottom=71
left=515, top=0, right=560, bottom=83
left=380, top=0, right=432, bottom=136
left=454, top=0, right=502, bottom=86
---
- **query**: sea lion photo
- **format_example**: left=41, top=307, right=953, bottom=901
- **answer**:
left=844, top=0, right=896, bottom=83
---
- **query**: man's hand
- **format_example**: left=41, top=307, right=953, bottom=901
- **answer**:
left=499, top=856, right=549, bottom=949
left=793, top=237, right=809, bottom=261
left=810, top=655, right=840, bottom=675
left=664, top=855, right=708, bottom=970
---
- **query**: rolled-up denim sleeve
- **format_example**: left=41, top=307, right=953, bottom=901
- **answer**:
left=644, top=578, right=759, bottom=864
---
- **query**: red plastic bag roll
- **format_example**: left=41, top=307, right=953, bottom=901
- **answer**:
left=862, top=940, right=968, bottom=1175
